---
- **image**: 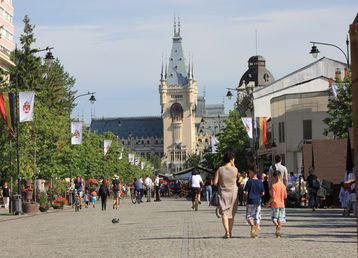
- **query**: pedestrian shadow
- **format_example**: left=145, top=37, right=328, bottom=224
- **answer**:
left=139, top=236, right=244, bottom=241
left=285, top=233, right=357, bottom=240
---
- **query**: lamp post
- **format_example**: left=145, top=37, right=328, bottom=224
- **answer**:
left=14, top=46, right=54, bottom=214
left=68, top=92, right=96, bottom=176
left=309, top=35, right=350, bottom=67
left=226, top=80, right=257, bottom=166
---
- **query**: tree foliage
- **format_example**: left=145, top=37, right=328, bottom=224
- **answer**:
left=0, top=16, right=152, bottom=186
left=217, top=110, right=250, bottom=170
left=323, top=72, right=352, bottom=138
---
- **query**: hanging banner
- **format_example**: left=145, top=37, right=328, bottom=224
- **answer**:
left=134, top=158, right=140, bottom=166
left=19, top=91, right=35, bottom=122
left=104, top=140, right=112, bottom=155
left=0, top=92, right=15, bottom=133
left=71, top=122, right=83, bottom=145
left=256, top=117, right=267, bottom=148
left=241, top=117, right=253, bottom=139
left=211, top=136, right=219, bottom=153
left=128, top=153, right=135, bottom=164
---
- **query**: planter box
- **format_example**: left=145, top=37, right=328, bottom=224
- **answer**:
left=23, top=203, right=37, bottom=214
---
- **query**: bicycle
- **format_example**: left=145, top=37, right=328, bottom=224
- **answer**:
left=130, top=189, right=140, bottom=204
left=193, top=188, right=200, bottom=211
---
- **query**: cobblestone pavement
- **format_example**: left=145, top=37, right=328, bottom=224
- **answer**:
left=0, top=198, right=356, bottom=258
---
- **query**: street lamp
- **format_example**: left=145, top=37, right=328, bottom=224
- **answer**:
left=309, top=35, right=350, bottom=67
left=226, top=80, right=257, bottom=166
left=14, top=46, right=55, bottom=214
left=68, top=92, right=96, bottom=171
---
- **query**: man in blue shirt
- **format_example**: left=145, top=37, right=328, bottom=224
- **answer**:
left=244, top=166, right=265, bottom=238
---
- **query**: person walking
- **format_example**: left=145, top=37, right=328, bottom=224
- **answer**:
left=307, top=168, right=320, bottom=211
left=144, top=175, right=153, bottom=202
left=154, top=175, right=161, bottom=202
left=269, top=155, right=288, bottom=187
left=135, top=177, right=144, bottom=203
left=112, top=174, right=120, bottom=209
left=203, top=176, right=213, bottom=206
left=213, top=152, right=239, bottom=239
left=98, top=180, right=110, bottom=211
left=244, top=166, right=265, bottom=238
left=2, top=182, right=10, bottom=210
left=190, top=170, right=203, bottom=209
left=266, top=170, right=287, bottom=238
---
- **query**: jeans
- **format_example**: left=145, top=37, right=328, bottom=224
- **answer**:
left=101, top=196, right=107, bottom=210
left=309, top=189, right=318, bottom=209
left=147, top=188, right=151, bottom=202
left=204, top=186, right=212, bottom=203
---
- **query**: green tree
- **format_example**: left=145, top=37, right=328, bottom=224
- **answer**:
left=217, top=110, right=250, bottom=170
left=323, top=73, right=352, bottom=138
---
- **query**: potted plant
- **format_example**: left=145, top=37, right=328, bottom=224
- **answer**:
left=53, top=197, right=68, bottom=209
left=39, top=192, right=49, bottom=212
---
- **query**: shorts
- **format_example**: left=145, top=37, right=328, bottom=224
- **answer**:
left=92, top=197, right=97, bottom=204
left=77, top=191, right=83, bottom=198
left=113, top=191, right=119, bottom=198
left=272, top=208, right=286, bottom=223
left=246, top=204, right=262, bottom=225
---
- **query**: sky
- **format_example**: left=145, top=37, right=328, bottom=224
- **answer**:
left=13, top=0, right=358, bottom=123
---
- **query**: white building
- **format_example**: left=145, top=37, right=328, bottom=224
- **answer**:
left=253, top=57, right=347, bottom=173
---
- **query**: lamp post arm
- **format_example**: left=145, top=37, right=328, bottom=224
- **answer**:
left=71, top=91, right=96, bottom=104
left=310, top=41, right=349, bottom=66
left=34, top=46, right=54, bottom=53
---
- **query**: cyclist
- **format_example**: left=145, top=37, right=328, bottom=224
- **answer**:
left=190, top=169, right=203, bottom=209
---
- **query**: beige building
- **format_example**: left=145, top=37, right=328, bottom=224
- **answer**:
left=159, top=19, right=198, bottom=172
left=270, top=91, right=330, bottom=173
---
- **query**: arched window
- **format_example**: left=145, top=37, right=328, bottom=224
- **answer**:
left=170, top=103, right=183, bottom=121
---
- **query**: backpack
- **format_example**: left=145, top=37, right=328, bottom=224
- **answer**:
left=311, top=178, right=320, bottom=190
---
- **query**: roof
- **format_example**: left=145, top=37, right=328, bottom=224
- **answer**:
left=90, top=117, right=163, bottom=138
left=303, top=139, right=347, bottom=184
left=255, top=57, right=346, bottom=95
left=166, top=21, right=188, bottom=86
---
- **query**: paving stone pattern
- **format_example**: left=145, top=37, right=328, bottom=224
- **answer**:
left=0, top=198, right=356, bottom=258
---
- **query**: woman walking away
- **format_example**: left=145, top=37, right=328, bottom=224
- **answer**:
left=203, top=176, right=213, bottom=206
left=98, top=180, right=110, bottom=211
left=213, top=152, right=239, bottom=239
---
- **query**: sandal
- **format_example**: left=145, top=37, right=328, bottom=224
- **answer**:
left=223, top=233, right=230, bottom=239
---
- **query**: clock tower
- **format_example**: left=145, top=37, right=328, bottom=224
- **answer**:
left=159, top=18, right=198, bottom=172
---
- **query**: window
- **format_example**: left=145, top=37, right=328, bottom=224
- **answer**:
left=303, top=120, right=312, bottom=140
left=279, top=122, right=285, bottom=143
left=281, top=154, right=286, bottom=165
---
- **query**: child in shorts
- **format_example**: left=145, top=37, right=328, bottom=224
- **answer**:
left=91, top=190, right=97, bottom=208
left=266, top=170, right=287, bottom=238
left=84, top=189, right=90, bottom=208
left=244, top=166, right=265, bottom=238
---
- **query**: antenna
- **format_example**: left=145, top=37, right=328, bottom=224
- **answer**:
left=255, top=29, right=258, bottom=55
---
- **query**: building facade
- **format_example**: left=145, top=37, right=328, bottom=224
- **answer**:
left=252, top=57, right=347, bottom=173
left=90, top=117, right=164, bottom=160
left=159, top=19, right=198, bottom=172
left=0, top=0, right=15, bottom=80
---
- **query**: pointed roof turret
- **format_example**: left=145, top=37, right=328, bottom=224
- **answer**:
left=167, top=16, right=188, bottom=86
left=160, top=60, right=165, bottom=81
